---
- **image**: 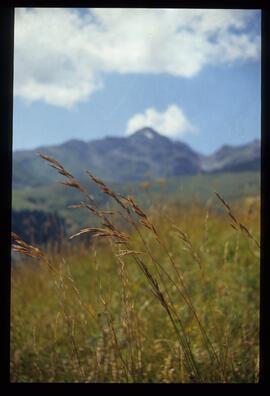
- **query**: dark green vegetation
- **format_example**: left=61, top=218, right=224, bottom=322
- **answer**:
left=12, top=210, right=67, bottom=246
left=11, top=153, right=260, bottom=382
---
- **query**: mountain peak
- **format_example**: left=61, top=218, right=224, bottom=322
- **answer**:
left=129, top=127, right=169, bottom=141
left=13, top=128, right=261, bottom=189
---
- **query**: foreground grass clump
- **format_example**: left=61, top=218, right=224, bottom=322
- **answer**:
left=11, top=155, right=260, bottom=383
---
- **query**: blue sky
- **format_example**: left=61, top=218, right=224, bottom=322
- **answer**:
left=13, top=8, right=261, bottom=155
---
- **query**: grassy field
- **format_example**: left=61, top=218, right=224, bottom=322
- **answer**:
left=11, top=157, right=260, bottom=383
left=12, top=171, right=260, bottom=231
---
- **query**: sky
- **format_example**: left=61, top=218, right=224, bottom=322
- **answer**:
left=13, top=8, right=261, bottom=155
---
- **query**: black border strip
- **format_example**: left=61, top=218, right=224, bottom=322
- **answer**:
left=259, top=9, right=270, bottom=385
left=0, top=2, right=269, bottom=385
left=0, top=7, right=14, bottom=384
left=0, top=0, right=267, bottom=9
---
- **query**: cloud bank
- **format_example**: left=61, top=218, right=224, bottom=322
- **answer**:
left=126, top=105, right=197, bottom=138
left=15, top=8, right=260, bottom=108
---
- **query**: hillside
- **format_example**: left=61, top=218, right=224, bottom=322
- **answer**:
left=200, top=139, right=261, bottom=173
left=12, top=171, right=260, bottom=245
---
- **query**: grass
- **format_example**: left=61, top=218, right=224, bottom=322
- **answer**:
left=11, top=154, right=260, bottom=383
left=12, top=171, right=260, bottom=229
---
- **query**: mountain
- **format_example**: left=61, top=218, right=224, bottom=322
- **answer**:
left=200, top=139, right=260, bottom=173
left=12, top=128, right=260, bottom=188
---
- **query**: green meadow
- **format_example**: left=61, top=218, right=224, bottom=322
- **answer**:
left=11, top=162, right=260, bottom=383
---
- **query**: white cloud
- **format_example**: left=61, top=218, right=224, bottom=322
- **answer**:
left=126, top=105, right=197, bottom=138
left=15, top=8, right=260, bottom=108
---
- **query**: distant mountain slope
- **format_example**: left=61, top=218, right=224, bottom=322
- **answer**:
left=200, top=139, right=260, bottom=173
left=12, top=127, right=260, bottom=188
